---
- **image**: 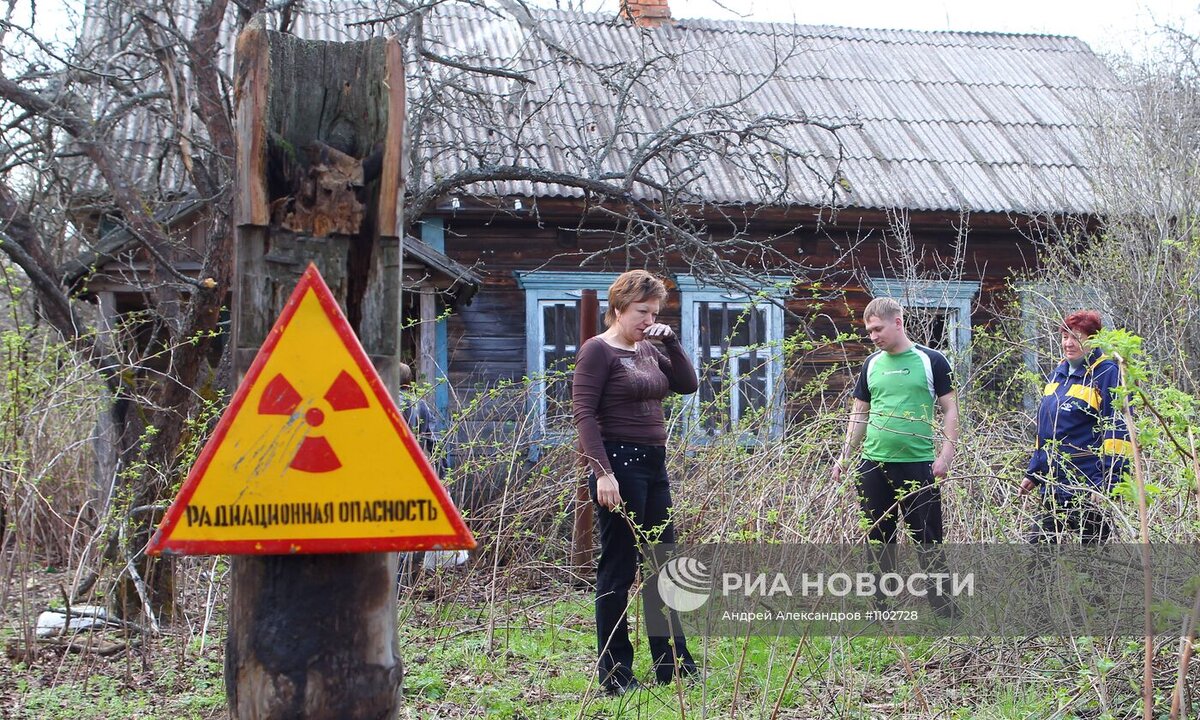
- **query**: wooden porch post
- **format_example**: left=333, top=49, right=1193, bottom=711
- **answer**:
left=571, top=289, right=599, bottom=577
left=418, top=289, right=437, bottom=389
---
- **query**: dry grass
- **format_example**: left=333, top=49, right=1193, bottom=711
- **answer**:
left=1, top=324, right=1198, bottom=718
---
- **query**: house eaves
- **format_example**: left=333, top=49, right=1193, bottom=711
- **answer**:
left=60, top=196, right=481, bottom=306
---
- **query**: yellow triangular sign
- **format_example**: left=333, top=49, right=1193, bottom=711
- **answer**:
left=148, top=264, right=475, bottom=555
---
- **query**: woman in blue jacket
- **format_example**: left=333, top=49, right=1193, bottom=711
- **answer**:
left=1019, top=310, right=1132, bottom=543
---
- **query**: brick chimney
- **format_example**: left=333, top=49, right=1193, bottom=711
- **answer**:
left=620, top=0, right=672, bottom=28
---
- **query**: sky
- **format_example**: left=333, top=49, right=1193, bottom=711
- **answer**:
left=535, top=0, right=1200, bottom=58
left=12, top=0, right=1199, bottom=60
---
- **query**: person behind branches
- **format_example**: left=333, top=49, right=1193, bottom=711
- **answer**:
left=571, top=269, right=700, bottom=696
left=832, top=297, right=960, bottom=618
left=396, top=362, right=440, bottom=459
left=1019, top=310, right=1131, bottom=543
left=395, top=362, right=461, bottom=584
left=832, top=297, right=959, bottom=546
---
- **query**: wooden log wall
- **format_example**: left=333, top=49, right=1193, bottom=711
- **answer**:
left=436, top=206, right=1042, bottom=430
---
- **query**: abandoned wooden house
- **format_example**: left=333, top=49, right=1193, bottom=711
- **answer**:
left=68, top=0, right=1121, bottom=449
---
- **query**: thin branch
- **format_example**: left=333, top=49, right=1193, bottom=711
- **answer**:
left=419, top=48, right=535, bottom=84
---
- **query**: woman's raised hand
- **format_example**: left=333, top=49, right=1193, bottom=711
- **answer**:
left=643, top=323, right=675, bottom=341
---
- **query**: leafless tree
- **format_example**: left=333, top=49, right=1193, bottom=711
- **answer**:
left=1, top=0, right=246, bottom=617
left=0, top=0, right=853, bottom=643
left=1032, top=30, right=1200, bottom=391
left=370, top=0, right=857, bottom=289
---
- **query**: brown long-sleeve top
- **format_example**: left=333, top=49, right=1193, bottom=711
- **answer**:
left=571, top=335, right=699, bottom=477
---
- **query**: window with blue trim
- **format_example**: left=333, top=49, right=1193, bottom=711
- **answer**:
left=865, top=278, right=980, bottom=358
left=516, top=271, right=616, bottom=438
left=677, top=276, right=790, bottom=438
left=518, top=272, right=791, bottom=441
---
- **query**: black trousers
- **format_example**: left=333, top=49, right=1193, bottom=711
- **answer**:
left=1027, top=495, right=1112, bottom=544
left=855, top=460, right=944, bottom=545
left=1028, top=457, right=1113, bottom=544
left=589, top=441, right=693, bottom=686
left=855, top=460, right=955, bottom=613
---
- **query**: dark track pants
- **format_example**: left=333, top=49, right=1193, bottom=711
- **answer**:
left=1027, top=457, right=1113, bottom=544
left=855, top=460, right=944, bottom=545
left=854, top=460, right=954, bottom=613
left=1027, top=496, right=1112, bottom=544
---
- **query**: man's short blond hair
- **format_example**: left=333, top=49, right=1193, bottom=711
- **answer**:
left=863, top=297, right=903, bottom=323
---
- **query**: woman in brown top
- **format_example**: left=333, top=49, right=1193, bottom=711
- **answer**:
left=572, top=270, right=700, bottom=695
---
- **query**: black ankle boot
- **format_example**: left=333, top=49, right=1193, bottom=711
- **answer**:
left=603, top=677, right=641, bottom=696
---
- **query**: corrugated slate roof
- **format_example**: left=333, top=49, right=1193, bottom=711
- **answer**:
left=76, top=1, right=1122, bottom=215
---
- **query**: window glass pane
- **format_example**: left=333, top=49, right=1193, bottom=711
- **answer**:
left=542, top=303, right=579, bottom=350
left=705, top=306, right=768, bottom=347
left=542, top=303, right=577, bottom=432
left=543, top=350, right=572, bottom=375
left=737, top=355, right=768, bottom=421
left=905, top=308, right=952, bottom=351
left=696, top=303, right=772, bottom=433
left=705, top=305, right=765, bottom=347
left=700, top=363, right=726, bottom=432
left=538, top=299, right=609, bottom=433
left=543, top=350, right=573, bottom=424
left=708, top=305, right=739, bottom=346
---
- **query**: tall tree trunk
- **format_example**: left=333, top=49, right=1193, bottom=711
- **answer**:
left=224, top=24, right=409, bottom=718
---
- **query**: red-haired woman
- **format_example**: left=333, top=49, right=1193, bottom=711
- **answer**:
left=572, top=269, right=700, bottom=695
left=1019, top=310, right=1132, bottom=542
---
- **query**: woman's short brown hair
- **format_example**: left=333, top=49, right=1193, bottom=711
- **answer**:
left=397, top=362, right=414, bottom=387
left=1061, top=310, right=1102, bottom=337
left=604, top=270, right=668, bottom=327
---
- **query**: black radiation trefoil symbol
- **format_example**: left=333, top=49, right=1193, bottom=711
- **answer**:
left=257, top=370, right=369, bottom=472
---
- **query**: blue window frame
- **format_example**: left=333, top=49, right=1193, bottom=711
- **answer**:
left=519, top=272, right=792, bottom=442
left=865, top=278, right=980, bottom=358
left=677, top=276, right=790, bottom=439
left=515, top=271, right=616, bottom=438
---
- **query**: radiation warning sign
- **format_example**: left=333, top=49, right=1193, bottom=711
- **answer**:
left=147, top=264, right=475, bottom=556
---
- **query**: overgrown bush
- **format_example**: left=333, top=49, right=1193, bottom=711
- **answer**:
left=3, top=270, right=1200, bottom=718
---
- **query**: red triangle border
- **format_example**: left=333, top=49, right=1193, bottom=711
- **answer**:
left=147, top=263, right=476, bottom=556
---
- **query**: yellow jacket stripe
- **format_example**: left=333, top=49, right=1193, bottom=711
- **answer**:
left=1102, top=438, right=1133, bottom=457
left=1088, top=354, right=1110, bottom=373
left=1066, top=384, right=1101, bottom=410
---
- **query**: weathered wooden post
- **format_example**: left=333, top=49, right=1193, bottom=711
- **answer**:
left=225, top=21, right=409, bottom=718
left=147, top=18, right=472, bottom=720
